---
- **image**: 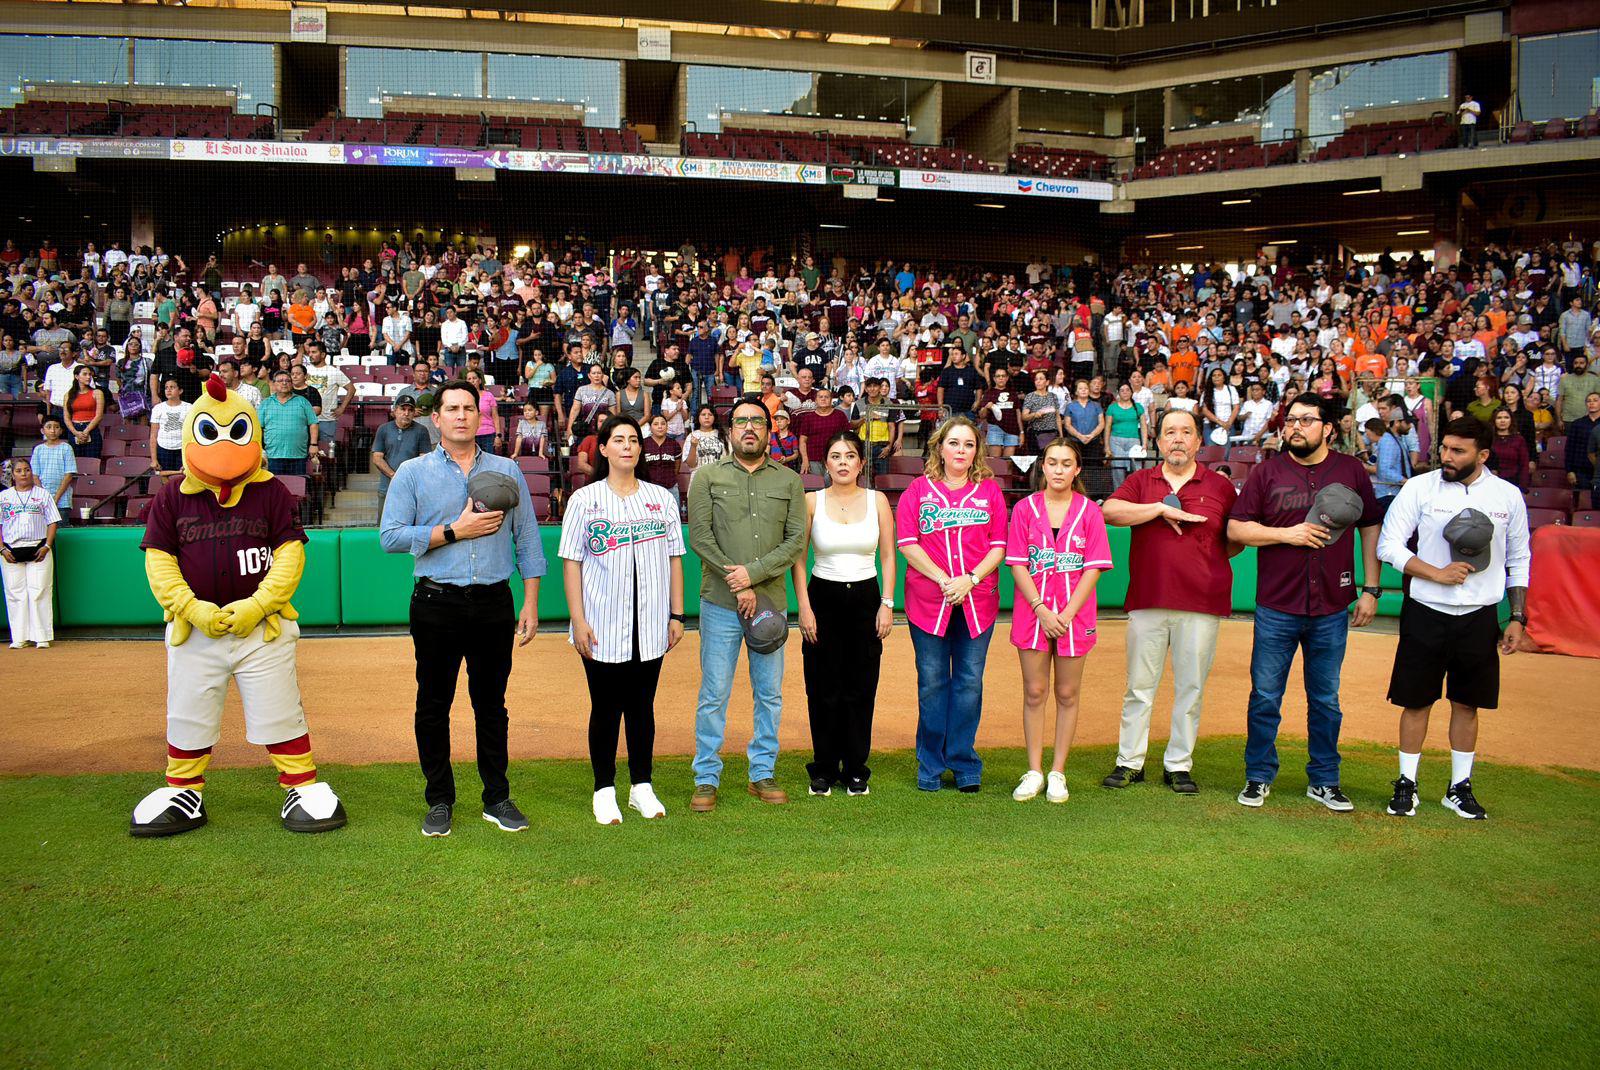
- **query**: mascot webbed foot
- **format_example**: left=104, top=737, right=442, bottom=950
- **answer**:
left=130, top=787, right=208, bottom=838
left=281, top=782, right=348, bottom=834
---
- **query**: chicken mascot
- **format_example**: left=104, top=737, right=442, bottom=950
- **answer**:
left=130, top=373, right=347, bottom=837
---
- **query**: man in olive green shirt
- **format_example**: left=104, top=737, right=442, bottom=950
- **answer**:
left=687, top=398, right=807, bottom=811
left=1556, top=352, right=1600, bottom=430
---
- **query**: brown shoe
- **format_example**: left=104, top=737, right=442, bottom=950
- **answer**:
left=747, top=778, right=788, bottom=805
left=689, top=784, right=718, bottom=813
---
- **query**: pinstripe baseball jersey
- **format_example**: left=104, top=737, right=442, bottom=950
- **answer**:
left=558, top=479, right=685, bottom=663
left=1005, top=491, right=1113, bottom=657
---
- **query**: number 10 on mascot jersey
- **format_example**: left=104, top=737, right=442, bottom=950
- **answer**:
left=129, top=373, right=347, bottom=837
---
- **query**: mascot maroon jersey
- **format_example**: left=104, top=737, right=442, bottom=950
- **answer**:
left=140, top=478, right=307, bottom=606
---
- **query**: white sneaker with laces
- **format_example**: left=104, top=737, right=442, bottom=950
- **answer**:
left=1046, top=771, right=1070, bottom=804
left=593, top=786, right=623, bottom=826
left=1012, top=770, right=1045, bottom=802
left=628, top=782, right=666, bottom=819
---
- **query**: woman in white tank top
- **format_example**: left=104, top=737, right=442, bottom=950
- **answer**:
left=790, top=430, right=898, bottom=797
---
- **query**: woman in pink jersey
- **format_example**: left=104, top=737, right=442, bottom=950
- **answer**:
left=1005, top=438, right=1112, bottom=804
left=895, top=416, right=1008, bottom=792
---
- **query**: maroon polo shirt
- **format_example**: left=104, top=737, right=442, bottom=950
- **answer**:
left=641, top=435, right=680, bottom=490
left=1229, top=450, right=1382, bottom=616
left=1110, top=463, right=1237, bottom=617
left=141, top=476, right=306, bottom=606
left=793, top=407, right=850, bottom=463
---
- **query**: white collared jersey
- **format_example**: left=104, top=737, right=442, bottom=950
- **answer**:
left=557, top=479, right=685, bottom=662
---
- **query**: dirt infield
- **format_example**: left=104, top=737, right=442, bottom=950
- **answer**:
left=3, top=618, right=1596, bottom=777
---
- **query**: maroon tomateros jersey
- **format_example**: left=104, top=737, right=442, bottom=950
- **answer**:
left=141, top=477, right=306, bottom=606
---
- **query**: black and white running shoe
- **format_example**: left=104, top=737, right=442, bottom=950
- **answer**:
left=1386, top=776, right=1418, bottom=817
left=1442, top=778, right=1487, bottom=820
left=1237, top=781, right=1271, bottom=808
left=130, top=786, right=207, bottom=838
left=1306, top=785, right=1355, bottom=812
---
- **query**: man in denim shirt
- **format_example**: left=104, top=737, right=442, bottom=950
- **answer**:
left=381, top=379, right=546, bottom=838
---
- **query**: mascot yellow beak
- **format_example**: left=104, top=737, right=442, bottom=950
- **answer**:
left=181, top=374, right=271, bottom=507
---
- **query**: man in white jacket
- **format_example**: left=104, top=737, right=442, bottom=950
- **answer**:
left=1376, top=416, right=1530, bottom=822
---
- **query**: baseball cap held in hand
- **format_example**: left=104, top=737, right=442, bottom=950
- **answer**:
left=742, top=593, right=788, bottom=654
left=1443, top=508, right=1494, bottom=571
left=1305, top=484, right=1364, bottom=544
left=467, top=470, right=521, bottom=514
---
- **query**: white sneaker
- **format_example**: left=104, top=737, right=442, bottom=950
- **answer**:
left=1012, top=769, right=1044, bottom=802
left=627, top=782, right=666, bottom=819
left=593, top=786, right=623, bottom=825
left=35, top=641, right=48, bottom=649
left=1046, top=771, right=1070, bottom=804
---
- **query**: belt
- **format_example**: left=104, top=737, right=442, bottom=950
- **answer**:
left=415, top=578, right=509, bottom=599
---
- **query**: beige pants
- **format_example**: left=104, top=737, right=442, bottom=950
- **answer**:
left=2, top=554, right=54, bottom=644
left=165, top=618, right=308, bottom=751
left=1117, top=608, right=1222, bottom=773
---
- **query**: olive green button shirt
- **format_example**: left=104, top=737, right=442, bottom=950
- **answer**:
left=687, top=453, right=807, bottom=612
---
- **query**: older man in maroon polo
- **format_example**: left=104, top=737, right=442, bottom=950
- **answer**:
left=1100, top=407, right=1240, bottom=794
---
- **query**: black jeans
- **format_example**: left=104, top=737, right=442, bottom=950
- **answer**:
left=800, top=576, right=883, bottom=786
left=409, top=579, right=515, bottom=807
left=581, top=654, right=663, bottom=791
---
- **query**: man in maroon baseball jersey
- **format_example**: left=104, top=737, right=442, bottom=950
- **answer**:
left=1227, top=394, right=1383, bottom=811
left=1101, top=407, right=1240, bottom=794
left=793, top=386, right=851, bottom=478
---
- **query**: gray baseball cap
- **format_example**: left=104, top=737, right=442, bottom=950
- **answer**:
left=1306, top=484, right=1364, bottom=543
left=467, top=470, right=521, bottom=514
left=741, top=593, right=788, bottom=654
left=1443, top=508, right=1494, bottom=570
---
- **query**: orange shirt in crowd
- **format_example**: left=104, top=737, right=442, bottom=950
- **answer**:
left=1354, top=352, right=1388, bottom=381
left=1335, top=353, right=1357, bottom=384
left=1486, top=308, right=1508, bottom=336
left=1170, top=321, right=1200, bottom=345
left=1168, top=349, right=1199, bottom=386
left=287, top=302, right=316, bottom=336
left=1147, top=367, right=1171, bottom=390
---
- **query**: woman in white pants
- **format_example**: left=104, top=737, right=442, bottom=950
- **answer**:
left=1, top=458, right=60, bottom=648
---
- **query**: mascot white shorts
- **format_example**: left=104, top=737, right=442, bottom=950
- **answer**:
left=165, top=618, right=309, bottom=751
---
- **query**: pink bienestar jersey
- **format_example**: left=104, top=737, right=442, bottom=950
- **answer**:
left=895, top=475, right=1008, bottom=637
left=1005, top=491, right=1113, bottom=657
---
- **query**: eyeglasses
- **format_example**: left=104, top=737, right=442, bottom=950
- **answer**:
left=730, top=416, right=769, bottom=429
left=1282, top=415, right=1325, bottom=428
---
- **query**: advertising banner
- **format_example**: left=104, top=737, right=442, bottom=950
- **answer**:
left=828, top=165, right=898, bottom=186
left=0, top=138, right=170, bottom=159
left=899, top=168, right=1113, bottom=202
left=170, top=139, right=347, bottom=165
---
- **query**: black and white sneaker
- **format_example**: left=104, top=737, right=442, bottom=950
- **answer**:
left=1306, top=785, right=1355, bottom=812
left=421, top=802, right=453, bottom=837
left=808, top=776, right=833, bottom=797
left=482, top=798, right=529, bottom=832
left=1237, top=781, right=1271, bottom=808
left=1386, top=776, right=1418, bottom=817
left=1101, top=765, right=1146, bottom=789
left=281, top=782, right=349, bottom=833
left=130, top=786, right=207, bottom=838
left=846, top=781, right=870, bottom=797
left=1442, top=778, right=1487, bottom=820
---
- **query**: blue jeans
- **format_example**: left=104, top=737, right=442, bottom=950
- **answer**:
left=909, top=615, right=993, bottom=790
left=689, top=367, right=711, bottom=414
left=1244, top=605, right=1349, bottom=786
left=0, top=371, right=21, bottom=396
left=693, top=601, right=785, bottom=786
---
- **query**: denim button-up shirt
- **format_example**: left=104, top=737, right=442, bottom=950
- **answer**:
left=379, top=445, right=546, bottom=585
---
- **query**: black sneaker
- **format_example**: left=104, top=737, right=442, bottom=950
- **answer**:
left=1306, top=784, right=1354, bottom=811
left=1442, top=778, right=1487, bottom=820
left=482, top=798, right=529, bottom=832
left=846, top=781, right=870, bottom=797
left=1163, top=770, right=1199, bottom=795
left=421, top=802, right=452, bottom=837
left=958, top=783, right=981, bottom=794
left=808, top=776, right=832, bottom=797
left=1237, top=781, right=1271, bottom=808
left=1102, top=766, right=1146, bottom=789
left=1386, top=776, right=1418, bottom=817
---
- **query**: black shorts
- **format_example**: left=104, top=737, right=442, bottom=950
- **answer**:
left=1387, top=599, right=1501, bottom=711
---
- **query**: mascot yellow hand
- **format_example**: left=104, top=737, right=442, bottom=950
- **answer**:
left=222, top=541, right=306, bottom=641
left=146, top=549, right=232, bottom=645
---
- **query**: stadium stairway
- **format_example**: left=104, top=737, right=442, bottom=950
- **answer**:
left=323, top=470, right=383, bottom=526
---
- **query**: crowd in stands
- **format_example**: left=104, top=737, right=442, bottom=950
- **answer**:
left=2, top=229, right=1599, bottom=530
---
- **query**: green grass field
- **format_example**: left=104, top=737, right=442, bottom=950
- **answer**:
left=3, top=741, right=1596, bottom=1069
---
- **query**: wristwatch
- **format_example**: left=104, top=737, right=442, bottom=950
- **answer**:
left=1361, top=586, right=1382, bottom=597
left=879, top=597, right=895, bottom=608
left=442, top=524, right=458, bottom=544
left=669, top=612, right=685, bottom=623
left=1508, top=613, right=1527, bottom=626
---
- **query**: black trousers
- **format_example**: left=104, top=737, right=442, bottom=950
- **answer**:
left=582, top=655, right=663, bottom=791
left=800, top=576, right=883, bottom=786
left=410, top=579, right=515, bottom=807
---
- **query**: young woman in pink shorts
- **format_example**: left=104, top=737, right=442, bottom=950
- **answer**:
left=1005, top=437, right=1112, bottom=803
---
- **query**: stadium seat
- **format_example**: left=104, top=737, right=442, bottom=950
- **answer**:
left=523, top=473, right=552, bottom=496
left=889, top=456, right=925, bottom=477
left=1572, top=511, right=1600, bottom=527
left=1524, top=487, right=1574, bottom=514
left=1527, top=507, right=1568, bottom=529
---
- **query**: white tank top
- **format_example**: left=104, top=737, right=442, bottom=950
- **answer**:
left=810, top=487, right=880, bottom=582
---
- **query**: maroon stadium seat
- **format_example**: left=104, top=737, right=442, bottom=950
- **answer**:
left=1572, top=511, right=1600, bottom=528
left=1527, top=507, right=1567, bottom=529
left=1524, top=487, right=1574, bottom=514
